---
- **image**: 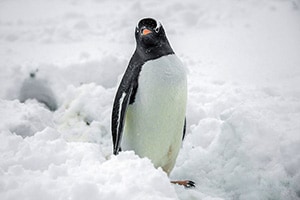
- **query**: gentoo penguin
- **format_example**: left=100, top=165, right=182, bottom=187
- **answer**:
left=111, top=18, right=194, bottom=187
left=19, top=70, right=58, bottom=111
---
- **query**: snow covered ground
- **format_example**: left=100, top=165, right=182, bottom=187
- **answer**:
left=1, top=0, right=300, bottom=199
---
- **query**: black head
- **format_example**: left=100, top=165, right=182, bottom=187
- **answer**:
left=135, top=18, right=174, bottom=60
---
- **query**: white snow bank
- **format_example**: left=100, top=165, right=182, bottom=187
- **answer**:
left=54, top=83, right=113, bottom=158
left=0, top=128, right=178, bottom=200
left=172, top=71, right=300, bottom=199
left=0, top=99, right=54, bottom=137
left=1, top=0, right=300, bottom=199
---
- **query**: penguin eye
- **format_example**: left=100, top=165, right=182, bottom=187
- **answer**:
left=154, top=27, right=160, bottom=33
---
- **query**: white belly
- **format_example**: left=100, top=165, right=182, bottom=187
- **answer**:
left=122, top=54, right=187, bottom=175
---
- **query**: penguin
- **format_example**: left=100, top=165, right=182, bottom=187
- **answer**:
left=19, top=69, right=58, bottom=111
left=111, top=18, right=194, bottom=188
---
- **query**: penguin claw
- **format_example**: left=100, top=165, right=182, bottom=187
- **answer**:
left=171, top=180, right=196, bottom=188
left=185, top=180, right=196, bottom=188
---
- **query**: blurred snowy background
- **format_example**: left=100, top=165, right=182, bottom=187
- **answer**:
left=1, top=0, right=300, bottom=199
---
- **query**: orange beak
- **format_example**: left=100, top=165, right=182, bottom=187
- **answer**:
left=142, top=28, right=152, bottom=35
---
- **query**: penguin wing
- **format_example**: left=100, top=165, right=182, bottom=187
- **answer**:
left=111, top=60, right=140, bottom=155
left=111, top=86, right=133, bottom=155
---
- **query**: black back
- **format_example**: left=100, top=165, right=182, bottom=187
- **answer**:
left=111, top=18, right=177, bottom=155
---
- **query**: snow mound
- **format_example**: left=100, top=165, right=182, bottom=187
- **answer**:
left=173, top=73, right=300, bottom=199
left=0, top=129, right=178, bottom=200
left=0, top=99, right=54, bottom=137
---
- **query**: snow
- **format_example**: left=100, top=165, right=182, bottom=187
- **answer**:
left=1, top=0, right=300, bottom=199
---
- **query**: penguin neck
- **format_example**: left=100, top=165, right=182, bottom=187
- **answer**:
left=135, top=41, right=174, bottom=62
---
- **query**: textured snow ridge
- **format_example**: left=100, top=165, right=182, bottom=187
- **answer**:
left=0, top=129, right=177, bottom=200
left=1, top=0, right=300, bottom=199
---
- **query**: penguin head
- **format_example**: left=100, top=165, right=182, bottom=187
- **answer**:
left=29, top=69, right=39, bottom=79
left=135, top=18, right=173, bottom=57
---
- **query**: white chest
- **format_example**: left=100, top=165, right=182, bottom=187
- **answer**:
left=122, top=54, right=187, bottom=174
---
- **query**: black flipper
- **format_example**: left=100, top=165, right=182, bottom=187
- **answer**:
left=111, top=54, right=143, bottom=155
left=111, top=83, right=133, bottom=155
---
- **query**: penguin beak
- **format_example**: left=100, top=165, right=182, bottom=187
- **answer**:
left=141, top=28, right=152, bottom=36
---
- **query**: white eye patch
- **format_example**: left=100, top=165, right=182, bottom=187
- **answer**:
left=136, top=18, right=162, bottom=30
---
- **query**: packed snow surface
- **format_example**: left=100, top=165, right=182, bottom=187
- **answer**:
left=1, top=0, right=300, bottom=199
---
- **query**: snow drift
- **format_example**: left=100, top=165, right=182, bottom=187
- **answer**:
left=1, top=0, right=300, bottom=199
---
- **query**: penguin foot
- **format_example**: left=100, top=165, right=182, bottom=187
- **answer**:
left=171, top=180, right=195, bottom=188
